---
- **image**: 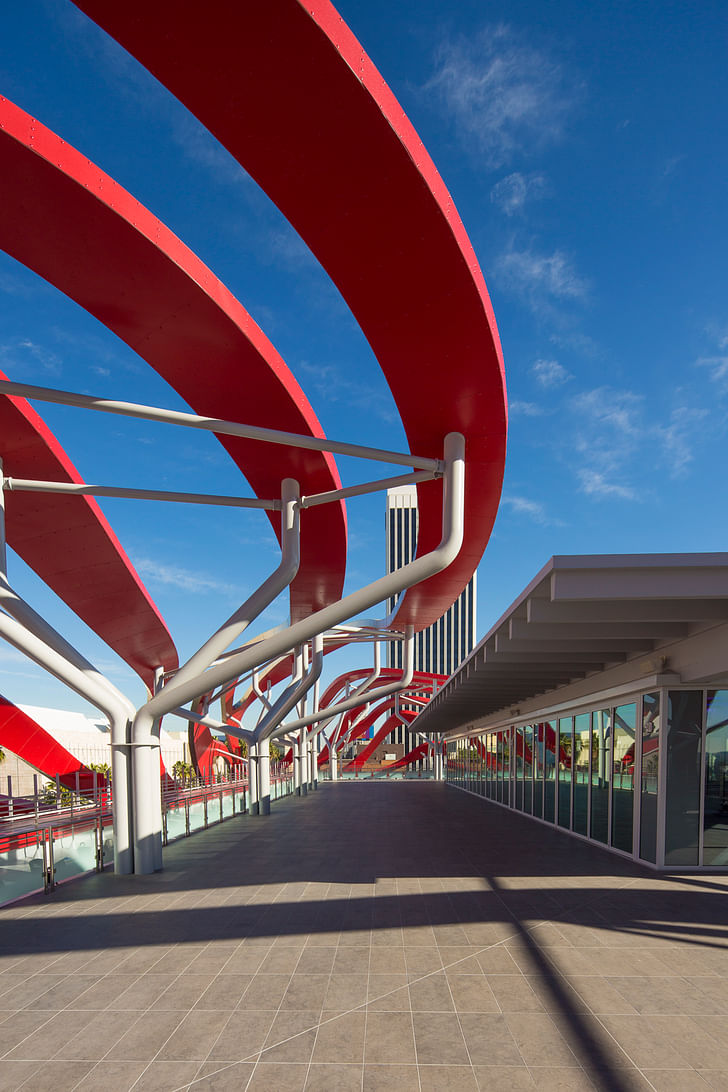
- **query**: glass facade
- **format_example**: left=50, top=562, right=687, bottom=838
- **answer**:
left=444, top=686, right=728, bottom=870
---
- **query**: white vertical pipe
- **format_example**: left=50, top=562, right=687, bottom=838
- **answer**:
left=259, top=737, right=271, bottom=815
left=249, top=743, right=259, bottom=814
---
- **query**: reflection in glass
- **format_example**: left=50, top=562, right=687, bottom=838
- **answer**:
left=591, top=710, right=611, bottom=844
left=533, top=724, right=543, bottom=819
left=488, top=733, right=495, bottom=799
left=558, top=717, right=573, bottom=828
left=515, top=727, right=524, bottom=811
left=612, top=703, right=635, bottom=853
left=573, top=713, right=590, bottom=836
left=544, top=721, right=556, bottom=823
left=524, top=726, right=533, bottom=814
left=665, top=691, right=702, bottom=866
left=705, top=691, right=728, bottom=865
left=503, top=728, right=511, bottom=807
left=639, top=692, right=660, bottom=863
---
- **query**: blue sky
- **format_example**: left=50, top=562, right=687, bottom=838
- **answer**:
left=0, top=0, right=726, bottom=716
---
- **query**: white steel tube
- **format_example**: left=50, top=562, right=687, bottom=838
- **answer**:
left=0, top=461, right=7, bottom=578
left=281, top=630, right=412, bottom=735
left=0, top=609, right=135, bottom=872
left=0, top=379, right=441, bottom=473
left=145, top=432, right=462, bottom=719
left=258, top=737, right=271, bottom=815
left=130, top=433, right=463, bottom=871
left=4, top=477, right=276, bottom=510
left=249, top=743, right=259, bottom=814
left=164, top=480, right=300, bottom=697
left=301, top=469, right=438, bottom=509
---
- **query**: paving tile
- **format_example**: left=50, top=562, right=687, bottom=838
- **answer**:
left=104, top=1010, right=187, bottom=1062
left=261, top=1009, right=317, bottom=1063
left=195, top=973, right=252, bottom=1009
left=19, top=1059, right=96, bottom=1091
left=525, top=1067, right=595, bottom=1090
left=54, top=1008, right=140, bottom=1059
left=281, top=973, right=329, bottom=1011
left=246, top=1061, right=308, bottom=1090
left=419, top=1064, right=479, bottom=1090
left=367, top=978, right=410, bottom=1011
left=155, top=1007, right=231, bottom=1062
left=505, top=1014, right=579, bottom=1068
left=362, top=1064, right=420, bottom=1091
left=68, top=1060, right=148, bottom=1092
left=447, top=973, right=501, bottom=1012
left=364, top=1011, right=416, bottom=1064
left=0, top=1061, right=43, bottom=1092
left=640, top=1071, right=713, bottom=1091
left=473, top=1065, right=536, bottom=1090
left=369, top=947, right=406, bottom=974
left=324, top=973, right=368, bottom=1009
left=312, top=1011, right=366, bottom=1063
left=305, top=1063, right=364, bottom=1090
left=127, top=1060, right=201, bottom=1091
left=190, top=1061, right=257, bottom=1090
left=413, top=1011, right=470, bottom=1064
left=408, top=970, right=455, bottom=1011
left=487, top=974, right=545, bottom=1012
left=238, top=973, right=291, bottom=1009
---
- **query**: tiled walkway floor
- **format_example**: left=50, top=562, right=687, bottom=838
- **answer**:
left=1, top=782, right=727, bottom=1092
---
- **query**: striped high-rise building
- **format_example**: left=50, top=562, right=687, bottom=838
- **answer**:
left=385, top=485, right=476, bottom=752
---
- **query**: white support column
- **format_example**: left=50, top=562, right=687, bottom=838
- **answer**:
left=313, top=734, right=320, bottom=790
left=249, top=744, right=259, bottom=814
left=294, top=736, right=303, bottom=795
left=259, top=737, right=271, bottom=815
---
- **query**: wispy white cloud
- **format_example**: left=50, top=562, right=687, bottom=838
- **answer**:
left=501, top=495, right=565, bottom=525
left=496, top=245, right=588, bottom=307
left=531, top=358, right=571, bottom=387
left=490, top=171, right=547, bottom=215
left=549, top=331, right=602, bottom=358
left=170, top=114, right=253, bottom=188
left=655, top=406, right=709, bottom=478
left=299, top=360, right=397, bottom=425
left=696, top=355, right=728, bottom=387
left=0, top=338, right=62, bottom=376
left=133, top=557, right=239, bottom=595
left=576, top=469, right=636, bottom=500
left=266, top=229, right=317, bottom=272
left=571, top=387, right=642, bottom=436
left=427, top=25, right=577, bottom=168
left=509, top=400, right=544, bottom=416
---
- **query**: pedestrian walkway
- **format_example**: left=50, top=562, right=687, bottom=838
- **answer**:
left=0, top=782, right=727, bottom=1092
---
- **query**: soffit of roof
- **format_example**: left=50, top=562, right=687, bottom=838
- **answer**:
left=415, top=553, right=728, bottom=735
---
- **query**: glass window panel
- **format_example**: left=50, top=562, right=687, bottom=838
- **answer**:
left=505, top=728, right=512, bottom=807
left=591, top=709, right=611, bottom=844
left=533, top=724, right=543, bottom=819
left=543, top=721, right=556, bottom=823
left=705, top=691, right=728, bottom=866
left=665, top=691, right=703, bottom=866
left=573, top=713, right=590, bottom=837
left=612, top=703, right=636, bottom=854
left=524, top=726, right=533, bottom=814
left=639, top=692, right=660, bottom=864
left=558, top=717, right=573, bottom=828
left=515, top=728, right=524, bottom=811
left=497, top=732, right=503, bottom=803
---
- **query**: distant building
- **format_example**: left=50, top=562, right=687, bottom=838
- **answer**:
left=385, top=485, right=476, bottom=753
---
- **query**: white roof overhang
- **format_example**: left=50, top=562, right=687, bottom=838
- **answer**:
left=414, top=553, right=728, bottom=739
